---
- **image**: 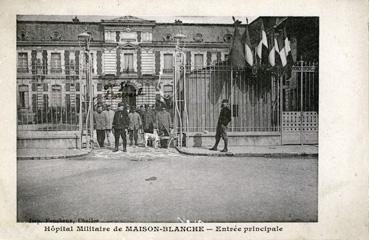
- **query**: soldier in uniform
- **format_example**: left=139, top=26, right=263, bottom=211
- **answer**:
left=209, top=99, right=232, bottom=152
left=112, top=102, right=130, bottom=152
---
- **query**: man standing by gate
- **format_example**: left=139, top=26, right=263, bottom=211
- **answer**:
left=210, top=99, right=231, bottom=152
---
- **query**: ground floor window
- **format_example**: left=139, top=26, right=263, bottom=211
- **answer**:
left=51, top=85, right=62, bottom=107
left=18, top=85, right=29, bottom=108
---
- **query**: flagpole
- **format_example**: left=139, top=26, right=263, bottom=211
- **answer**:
left=230, top=63, right=233, bottom=132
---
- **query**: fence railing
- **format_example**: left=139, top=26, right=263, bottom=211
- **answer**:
left=17, top=63, right=90, bottom=131
left=177, top=62, right=281, bottom=133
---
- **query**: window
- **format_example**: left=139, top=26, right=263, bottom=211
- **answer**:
left=194, top=54, right=204, bottom=68
left=18, top=85, right=29, bottom=108
left=97, top=83, right=102, bottom=91
left=141, top=32, right=152, bottom=42
left=51, top=85, right=62, bottom=107
left=211, top=52, right=218, bottom=64
left=163, top=54, right=173, bottom=73
left=123, top=53, right=134, bottom=73
left=120, top=32, right=137, bottom=42
left=43, top=83, right=48, bottom=92
left=17, top=53, right=28, bottom=73
left=105, top=31, right=116, bottom=42
left=66, top=83, right=70, bottom=92
left=224, top=54, right=229, bottom=61
left=50, top=53, right=62, bottom=73
left=76, top=82, right=80, bottom=92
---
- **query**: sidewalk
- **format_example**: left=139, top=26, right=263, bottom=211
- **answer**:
left=176, top=145, right=318, bottom=157
left=17, top=148, right=91, bottom=160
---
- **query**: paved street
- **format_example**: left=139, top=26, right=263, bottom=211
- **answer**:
left=17, top=147, right=318, bottom=222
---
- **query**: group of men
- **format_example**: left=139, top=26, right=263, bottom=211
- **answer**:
left=93, top=103, right=172, bottom=152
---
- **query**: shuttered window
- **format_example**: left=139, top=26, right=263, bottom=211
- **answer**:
left=50, top=53, right=62, bottom=73
left=51, top=85, right=62, bottom=107
left=194, top=54, right=204, bottom=68
left=163, top=54, right=173, bottom=73
left=19, top=85, right=29, bottom=108
left=17, top=53, right=28, bottom=73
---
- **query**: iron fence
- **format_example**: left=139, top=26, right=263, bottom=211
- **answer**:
left=17, top=64, right=90, bottom=131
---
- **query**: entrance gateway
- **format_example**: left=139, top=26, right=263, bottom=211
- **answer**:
left=281, top=61, right=318, bottom=145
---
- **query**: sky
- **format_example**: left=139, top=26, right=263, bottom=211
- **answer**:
left=17, top=15, right=257, bottom=24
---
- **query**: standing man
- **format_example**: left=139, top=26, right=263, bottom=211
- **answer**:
left=104, top=104, right=115, bottom=146
left=143, top=105, right=156, bottom=134
left=209, top=99, right=231, bottom=152
left=128, top=106, right=142, bottom=146
left=94, top=105, right=108, bottom=148
left=112, top=102, right=129, bottom=152
left=156, top=104, right=172, bottom=137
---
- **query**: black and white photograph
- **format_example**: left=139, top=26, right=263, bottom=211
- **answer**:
left=16, top=15, right=319, bottom=223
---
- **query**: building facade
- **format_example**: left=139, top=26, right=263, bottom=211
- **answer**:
left=16, top=16, right=241, bottom=124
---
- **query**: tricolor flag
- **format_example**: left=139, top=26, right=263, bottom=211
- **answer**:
left=283, top=27, right=294, bottom=66
left=277, top=31, right=287, bottom=67
left=268, top=34, right=276, bottom=67
left=256, top=20, right=268, bottom=65
left=230, top=19, right=246, bottom=69
left=242, top=23, right=253, bottom=67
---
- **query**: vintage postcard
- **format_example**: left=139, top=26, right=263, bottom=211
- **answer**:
left=0, top=0, right=368, bottom=239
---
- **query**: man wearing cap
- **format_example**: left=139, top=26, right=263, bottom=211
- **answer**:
left=128, top=106, right=142, bottom=146
left=104, top=104, right=115, bottom=146
left=210, top=99, right=232, bottom=152
left=94, top=105, right=108, bottom=148
left=112, top=102, right=129, bottom=152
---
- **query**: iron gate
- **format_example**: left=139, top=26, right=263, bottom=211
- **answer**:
left=281, top=61, right=319, bottom=145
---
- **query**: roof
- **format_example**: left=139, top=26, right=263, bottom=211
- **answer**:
left=16, top=15, right=256, bottom=25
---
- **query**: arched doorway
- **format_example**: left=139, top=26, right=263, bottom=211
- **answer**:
left=121, top=84, right=136, bottom=108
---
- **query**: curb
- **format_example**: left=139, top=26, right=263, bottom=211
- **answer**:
left=17, top=149, right=92, bottom=160
left=175, top=147, right=318, bottom=158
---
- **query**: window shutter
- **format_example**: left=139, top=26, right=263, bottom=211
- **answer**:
left=216, top=52, right=221, bottom=63
left=116, top=48, right=121, bottom=76
left=42, top=50, right=48, bottom=75
left=137, top=48, right=141, bottom=77
left=207, top=52, right=212, bottom=65
left=116, top=31, right=120, bottom=42
left=32, top=94, right=37, bottom=113
left=137, top=31, right=141, bottom=42
left=64, top=50, right=70, bottom=75
left=31, top=50, right=37, bottom=74
left=155, top=51, right=160, bottom=75
left=97, top=50, right=102, bottom=75
left=75, top=50, right=80, bottom=75
left=186, top=51, right=191, bottom=72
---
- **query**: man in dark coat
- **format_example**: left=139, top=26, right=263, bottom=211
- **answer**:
left=112, top=102, right=130, bottom=152
left=210, top=99, right=232, bottom=152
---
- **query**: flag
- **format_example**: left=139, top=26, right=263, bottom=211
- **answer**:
left=256, top=20, right=268, bottom=65
left=268, top=33, right=275, bottom=67
left=242, top=23, right=253, bottom=67
left=284, top=27, right=294, bottom=66
left=230, top=20, right=246, bottom=69
left=283, top=27, right=293, bottom=79
left=277, top=31, right=287, bottom=67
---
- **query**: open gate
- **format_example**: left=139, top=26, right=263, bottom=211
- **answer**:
left=281, top=61, right=319, bottom=145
